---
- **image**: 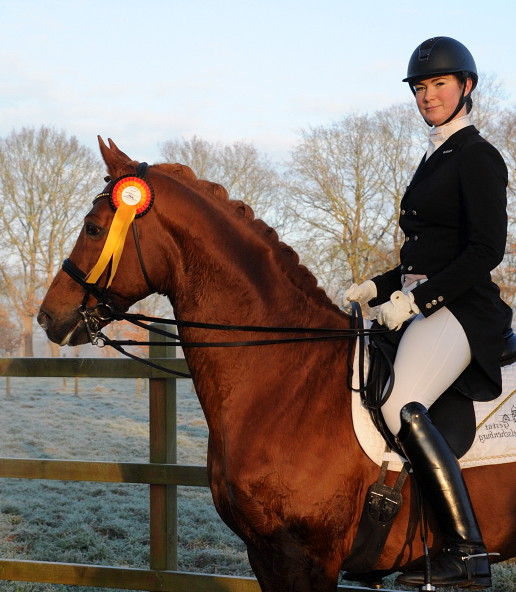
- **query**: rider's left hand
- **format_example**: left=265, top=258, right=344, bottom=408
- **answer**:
left=377, top=291, right=420, bottom=331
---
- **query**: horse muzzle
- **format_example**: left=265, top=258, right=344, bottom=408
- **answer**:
left=37, top=307, right=91, bottom=346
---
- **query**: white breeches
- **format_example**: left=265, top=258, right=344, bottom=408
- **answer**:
left=381, top=306, right=472, bottom=436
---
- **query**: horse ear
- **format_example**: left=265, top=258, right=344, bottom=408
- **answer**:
left=97, top=136, right=134, bottom=178
left=107, top=138, right=132, bottom=161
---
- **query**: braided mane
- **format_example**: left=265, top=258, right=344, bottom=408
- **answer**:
left=154, top=162, right=340, bottom=312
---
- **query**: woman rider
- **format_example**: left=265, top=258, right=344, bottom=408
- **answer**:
left=344, top=36, right=511, bottom=588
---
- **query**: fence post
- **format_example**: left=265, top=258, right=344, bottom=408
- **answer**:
left=148, top=323, right=178, bottom=572
left=74, top=347, right=79, bottom=396
left=5, top=353, right=10, bottom=396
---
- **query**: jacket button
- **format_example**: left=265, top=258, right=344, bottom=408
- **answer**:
left=401, top=209, right=406, bottom=215
left=432, top=300, right=437, bottom=305
left=414, top=235, right=419, bottom=241
left=408, top=266, right=413, bottom=271
left=405, top=236, right=410, bottom=242
left=438, top=296, right=444, bottom=302
left=426, top=303, right=432, bottom=309
left=412, top=210, right=417, bottom=215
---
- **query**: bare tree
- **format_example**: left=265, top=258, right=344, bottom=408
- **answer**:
left=284, top=115, right=382, bottom=291
left=0, top=305, right=22, bottom=355
left=488, top=106, right=516, bottom=308
left=494, top=108, right=516, bottom=200
left=469, top=72, right=508, bottom=141
left=160, top=136, right=216, bottom=180
left=0, top=126, right=103, bottom=356
left=373, top=103, right=423, bottom=268
left=159, top=136, right=280, bottom=222
left=283, top=107, right=422, bottom=299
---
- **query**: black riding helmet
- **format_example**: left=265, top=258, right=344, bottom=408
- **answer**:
left=404, top=37, right=478, bottom=126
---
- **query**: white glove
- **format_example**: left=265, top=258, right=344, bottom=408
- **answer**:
left=377, top=290, right=420, bottom=331
left=342, top=280, right=377, bottom=310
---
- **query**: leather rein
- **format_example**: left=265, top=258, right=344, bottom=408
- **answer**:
left=61, top=163, right=390, bottom=378
left=59, top=262, right=388, bottom=379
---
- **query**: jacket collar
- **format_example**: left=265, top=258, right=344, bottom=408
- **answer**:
left=426, top=114, right=472, bottom=159
left=407, top=125, right=479, bottom=191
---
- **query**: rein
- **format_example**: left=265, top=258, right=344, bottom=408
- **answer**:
left=59, top=256, right=390, bottom=378
left=62, top=162, right=390, bottom=377
left=107, top=308, right=389, bottom=379
left=92, top=306, right=389, bottom=379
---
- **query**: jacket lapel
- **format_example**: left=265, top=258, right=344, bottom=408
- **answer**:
left=407, top=126, right=479, bottom=192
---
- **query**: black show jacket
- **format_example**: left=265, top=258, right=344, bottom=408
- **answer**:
left=369, top=125, right=511, bottom=400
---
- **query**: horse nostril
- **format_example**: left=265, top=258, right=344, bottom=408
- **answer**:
left=37, top=310, right=51, bottom=331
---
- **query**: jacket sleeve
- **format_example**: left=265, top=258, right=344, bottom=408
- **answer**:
left=410, top=140, right=508, bottom=316
left=369, top=265, right=403, bottom=306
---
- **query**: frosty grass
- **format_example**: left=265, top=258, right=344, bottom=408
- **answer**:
left=0, top=375, right=250, bottom=591
left=0, top=375, right=515, bottom=591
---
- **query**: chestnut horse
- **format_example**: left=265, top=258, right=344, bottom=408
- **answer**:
left=38, top=139, right=516, bottom=591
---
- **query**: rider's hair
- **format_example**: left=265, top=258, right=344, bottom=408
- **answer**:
left=453, top=72, right=474, bottom=114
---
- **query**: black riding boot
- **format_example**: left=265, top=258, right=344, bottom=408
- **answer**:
left=395, top=402, right=492, bottom=589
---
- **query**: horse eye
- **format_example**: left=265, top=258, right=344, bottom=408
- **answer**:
left=85, top=223, right=101, bottom=237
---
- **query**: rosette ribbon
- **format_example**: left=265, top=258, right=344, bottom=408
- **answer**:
left=86, top=176, right=153, bottom=288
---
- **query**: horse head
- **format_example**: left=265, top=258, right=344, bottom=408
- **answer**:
left=38, top=137, right=187, bottom=345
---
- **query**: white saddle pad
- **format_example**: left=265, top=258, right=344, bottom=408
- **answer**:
left=352, top=329, right=516, bottom=472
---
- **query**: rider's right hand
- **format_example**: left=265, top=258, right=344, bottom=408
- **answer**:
left=342, top=280, right=377, bottom=310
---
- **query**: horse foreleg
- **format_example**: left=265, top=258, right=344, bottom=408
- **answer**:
left=247, top=543, right=339, bottom=592
left=247, top=546, right=276, bottom=592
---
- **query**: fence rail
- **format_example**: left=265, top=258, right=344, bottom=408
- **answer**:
left=0, top=458, right=209, bottom=486
left=0, top=355, right=189, bottom=378
left=0, top=559, right=262, bottom=591
left=0, top=327, right=390, bottom=591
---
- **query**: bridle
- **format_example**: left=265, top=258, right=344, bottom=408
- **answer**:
left=61, top=163, right=390, bottom=378
left=61, top=257, right=122, bottom=345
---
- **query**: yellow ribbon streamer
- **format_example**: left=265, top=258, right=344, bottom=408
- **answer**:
left=86, top=201, right=137, bottom=288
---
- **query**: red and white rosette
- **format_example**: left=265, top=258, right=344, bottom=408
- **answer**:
left=110, top=176, right=154, bottom=218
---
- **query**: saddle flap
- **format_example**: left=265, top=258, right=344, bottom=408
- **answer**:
left=364, top=320, right=478, bottom=459
left=428, top=388, right=476, bottom=458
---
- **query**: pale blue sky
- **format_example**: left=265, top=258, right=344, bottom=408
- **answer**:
left=1, top=0, right=515, bottom=164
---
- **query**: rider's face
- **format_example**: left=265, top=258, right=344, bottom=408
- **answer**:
left=414, top=75, right=472, bottom=127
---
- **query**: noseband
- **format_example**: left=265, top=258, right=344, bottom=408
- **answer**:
left=62, top=162, right=157, bottom=345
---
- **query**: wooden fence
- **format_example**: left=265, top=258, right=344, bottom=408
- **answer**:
left=0, top=325, right=389, bottom=592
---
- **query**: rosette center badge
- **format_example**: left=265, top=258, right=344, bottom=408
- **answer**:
left=110, top=176, right=154, bottom=217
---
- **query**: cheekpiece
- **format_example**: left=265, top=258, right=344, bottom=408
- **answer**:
left=109, top=175, right=154, bottom=218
